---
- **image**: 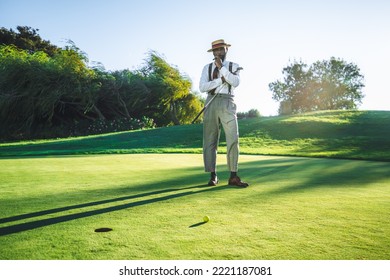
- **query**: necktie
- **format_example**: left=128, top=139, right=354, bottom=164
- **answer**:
left=210, top=65, right=219, bottom=95
left=212, top=66, right=219, bottom=80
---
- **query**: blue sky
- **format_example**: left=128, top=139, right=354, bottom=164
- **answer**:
left=1, top=0, right=389, bottom=115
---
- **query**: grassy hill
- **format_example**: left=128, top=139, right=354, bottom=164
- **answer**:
left=1, top=110, right=389, bottom=161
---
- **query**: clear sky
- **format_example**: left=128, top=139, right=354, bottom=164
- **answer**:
left=1, top=0, right=389, bottom=115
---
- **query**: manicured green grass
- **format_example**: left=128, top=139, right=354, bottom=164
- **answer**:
left=238, top=110, right=390, bottom=161
left=1, top=110, right=389, bottom=260
left=1, top=154, right=389, bottom=260
left=1, top=110, right=389, bottom=161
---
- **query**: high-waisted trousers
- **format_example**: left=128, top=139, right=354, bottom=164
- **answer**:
left=203, top=94, right=239, bottom=172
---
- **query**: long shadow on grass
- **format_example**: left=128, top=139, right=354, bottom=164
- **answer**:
left=3, top=156, right=388, bottom=236
left=0, top=184, right=231, bottom=236
left=0, top=185, right=204, bottom=224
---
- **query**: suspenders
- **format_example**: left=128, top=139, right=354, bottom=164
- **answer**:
left=208, top=62, right=233, bottom=94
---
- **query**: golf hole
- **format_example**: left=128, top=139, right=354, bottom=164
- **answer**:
left=94, top=227, right=113, bottom=233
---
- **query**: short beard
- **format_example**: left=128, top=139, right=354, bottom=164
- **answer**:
left=214, top=52, right=226, bottom=62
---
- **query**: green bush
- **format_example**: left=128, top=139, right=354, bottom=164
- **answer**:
left=84, top=116, right=156, bottom=135
left=237, top=109, right=261, bottom=119
left=0, top=28, right=205, bottom=140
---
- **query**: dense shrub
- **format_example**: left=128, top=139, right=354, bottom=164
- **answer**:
left=0, top=44, right=202, bottom=140
left=85, top=116, right=156, bottom=135
left=237, top=109, right=261, bottom=119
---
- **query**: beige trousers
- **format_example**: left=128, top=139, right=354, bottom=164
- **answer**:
left=203, top=94, right=239, bottom=172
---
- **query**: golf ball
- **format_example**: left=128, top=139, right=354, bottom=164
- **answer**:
left=203, top=216, right=210, bottom=222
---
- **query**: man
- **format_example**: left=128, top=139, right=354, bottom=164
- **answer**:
left=199, top=39, right=249, bottom=188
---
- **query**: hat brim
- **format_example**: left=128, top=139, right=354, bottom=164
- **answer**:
left=207, top=44, right=231, bottom=52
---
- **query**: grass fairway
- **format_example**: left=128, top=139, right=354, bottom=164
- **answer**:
left=1, top=154, right=389, bottom=260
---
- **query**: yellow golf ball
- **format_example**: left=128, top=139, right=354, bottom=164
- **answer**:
left=203, top=216, right=210, bottom=222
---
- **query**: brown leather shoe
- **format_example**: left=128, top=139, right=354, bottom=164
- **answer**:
left=208, top=176, right=218, bottom=186
left=228, top=176, right=249, bottom=187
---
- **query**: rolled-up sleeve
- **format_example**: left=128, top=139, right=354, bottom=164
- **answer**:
left=199, top=64, right=223, bottom=93
left=220, top=64, right=240, bottom=87
left=199, top=62, right=241, bottom=94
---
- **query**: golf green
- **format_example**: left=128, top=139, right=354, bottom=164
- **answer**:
left=0, top=154, right=389, bottom=259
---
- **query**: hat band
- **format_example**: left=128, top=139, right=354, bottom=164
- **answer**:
left=212, top=43, right=227, bottom=49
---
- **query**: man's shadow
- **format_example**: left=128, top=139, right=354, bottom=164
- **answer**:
left=0, top=184, right=230, bottom=236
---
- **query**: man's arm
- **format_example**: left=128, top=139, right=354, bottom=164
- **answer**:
left=199, top=64, right=223, bottom=93
left=220, top=63, right=240, bottom=88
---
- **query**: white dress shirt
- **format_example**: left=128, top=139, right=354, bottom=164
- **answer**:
left=199, top=60, right=241, bottom=95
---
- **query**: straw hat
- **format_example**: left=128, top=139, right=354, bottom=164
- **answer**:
left=207, top=39, right=231, bottom=52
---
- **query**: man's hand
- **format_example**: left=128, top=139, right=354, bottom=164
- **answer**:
left=214, top=56, right=225, bottom=83
left=214, top=57, right=223, bottom=69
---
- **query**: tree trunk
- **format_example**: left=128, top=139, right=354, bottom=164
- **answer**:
left=93, top=105, right=106, bottom=120
left=170, top=102, right=180, bottom=125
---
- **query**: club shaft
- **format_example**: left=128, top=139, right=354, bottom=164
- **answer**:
left=191, top=94, right=218, bottom=124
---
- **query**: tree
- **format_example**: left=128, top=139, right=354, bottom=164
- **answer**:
left=269, top=58, right=365, bottom=115
left=0, top=45, right=97, bottom=138
left=139, top=51, right=202, bottom=126
left=0, top=26, right=60, bottom=56
left=0, top=27, right=204, bottom=139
